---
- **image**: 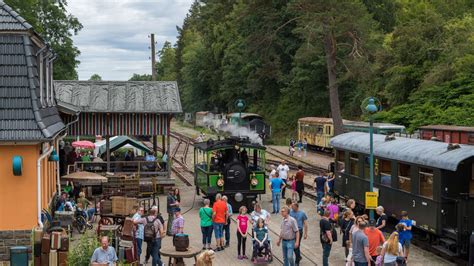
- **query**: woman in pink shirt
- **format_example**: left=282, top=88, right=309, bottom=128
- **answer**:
left=237, top=206, right=249, bottom=260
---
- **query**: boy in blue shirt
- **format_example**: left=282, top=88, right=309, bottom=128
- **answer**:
left=397, top=211, right=412, bottom=261
left=269, top=172, right=284, bottom=214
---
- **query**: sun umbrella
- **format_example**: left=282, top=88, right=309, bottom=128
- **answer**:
left=62, top=171, right=107, bottom=185
left=72, top=140, right=95, bottom=149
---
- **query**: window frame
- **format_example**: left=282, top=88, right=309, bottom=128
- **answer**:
left=398, top=163, right=411, bottom=193
left=349, top=153, right=359, bottom=177
left=379, top=159, right=392, bottom=187
left=419, top=167, right=434, bottom=199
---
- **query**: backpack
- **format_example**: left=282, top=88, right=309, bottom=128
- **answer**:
left=144, top=217, right=158, bottom=242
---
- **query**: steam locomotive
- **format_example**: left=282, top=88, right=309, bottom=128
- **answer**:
left=193, top=137, right=267, bottom=210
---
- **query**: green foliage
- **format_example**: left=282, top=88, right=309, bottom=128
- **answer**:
left=170, top=0, right=474, bottom=137
left=67, top=232, right=99, bottom=266
left=129, top=73, right=152, bottom=81
left=5, top=0, right=83, bottom=80
left=89, top=74, right=102, bottom=81
left=156, top=41, right=177, bottom=81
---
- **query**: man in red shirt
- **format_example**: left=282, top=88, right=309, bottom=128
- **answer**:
left=364, top=219, right=385, bottom=265
left=212, top=193, right=228, bottom=251
left=293, top=165, right=305, bottom=203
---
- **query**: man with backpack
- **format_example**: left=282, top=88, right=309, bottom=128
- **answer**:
left=320, top=210, right=336, bottom=266
left=134, top=206, right=164, bottom=266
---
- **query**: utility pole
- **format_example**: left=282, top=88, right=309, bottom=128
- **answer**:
left=150, top=33, right=157, bottom=81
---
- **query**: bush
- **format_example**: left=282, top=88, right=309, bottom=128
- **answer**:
left=68, top=232, right=99, bottom=266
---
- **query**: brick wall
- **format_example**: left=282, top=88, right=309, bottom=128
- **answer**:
left=0, top=230, right=31, bottom=262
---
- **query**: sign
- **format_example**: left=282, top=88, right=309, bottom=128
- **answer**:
left=365, top=191, right=378, bottom=209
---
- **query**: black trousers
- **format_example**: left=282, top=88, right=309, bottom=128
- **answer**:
left=282, top=185, right=286, bottom=198
left=237, top=232, right=247, bottom=256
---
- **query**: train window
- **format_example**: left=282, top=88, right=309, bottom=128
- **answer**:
left=337, top=150, right=345, bottom=172
left=350, top=153, right=359, bottom=176
left=419, top=168, right=433, bottom=199
left=398, top=163, right=411, bottom=192
left=363, top=156, right=370, bottom=180
left=380, top=159, right=391, bottom=186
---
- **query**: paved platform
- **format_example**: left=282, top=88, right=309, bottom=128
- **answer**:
left=135, top=179, right=453, bottom=266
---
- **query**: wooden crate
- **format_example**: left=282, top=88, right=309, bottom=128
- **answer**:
left=111, top=196, right=137, bottom=215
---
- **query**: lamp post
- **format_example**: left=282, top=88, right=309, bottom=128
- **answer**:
left=364, top=97, right=379, bottom=220
left=235, top=99, right=245, bottom=128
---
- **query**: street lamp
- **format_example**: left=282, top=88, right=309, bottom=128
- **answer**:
left=362, top=97, right=381, bottom=220
left=235, top=99, right=246, bottom=128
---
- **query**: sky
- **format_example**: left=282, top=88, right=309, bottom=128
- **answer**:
left=66, top=0, right=193, bottom=80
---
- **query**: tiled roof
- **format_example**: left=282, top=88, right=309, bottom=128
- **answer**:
left=0, top=1, right=32, bottom=31
left=0, top=3, right=65, bottom=142
left=54, top=81, right=183, bottom=114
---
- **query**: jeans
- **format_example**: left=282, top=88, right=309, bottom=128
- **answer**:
left=316, top=191, right=324, bottom=205
left=151, top=238, right=163, bottom=266
left=322, top=242, right=332, bottom=266
left=136, top=238, right=143, bottom=260
left=201, top=225, right=213, bottom=245
left=167, top=213, right=174, bottom=235
left=354, top=262, right=369, bottom=266
left=294, top=229, right=303, bottom=263
left=272, top=192, right=281, bottom=213
left=282, top=239, right=295, bottom=266
left=213, top=223, right=224, bottom=239
left=86, top=208, right=95, bottom=221
left=224, top=219, right=231, bottom=245
left=237, top=232, right=247, bottom=256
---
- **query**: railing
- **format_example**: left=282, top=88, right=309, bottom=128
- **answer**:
left=68, top=160, right=168, bottom=176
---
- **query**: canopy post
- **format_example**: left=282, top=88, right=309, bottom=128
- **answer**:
left=106, top=135, right=110, bottom=172
left=153, top=135, right=157, bottom=153
left=167, top=119, right=171, bottom=178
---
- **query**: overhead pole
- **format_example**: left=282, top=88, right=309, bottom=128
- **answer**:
left=151, top=33, right=157, bottom=81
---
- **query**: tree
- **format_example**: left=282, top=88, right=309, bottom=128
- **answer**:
left=88, top=74, right=102, bottom=81
left=5, top=0, right=83, bottom=80
left=291, top=0, right=380, bottom=135
left=156, top=41, right=177, bottom=81
left=129, top=73, right=152, bottom=81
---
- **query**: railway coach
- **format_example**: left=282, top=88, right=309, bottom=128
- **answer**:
left=330, top=132, right=474, bottom=259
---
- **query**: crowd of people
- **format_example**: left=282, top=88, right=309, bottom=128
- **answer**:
left=288, top=138, right=308, bottom=157
left=87, top=158, right=413, bottom=266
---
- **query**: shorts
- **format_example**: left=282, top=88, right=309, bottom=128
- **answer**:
left=401, top=238, right=411, bottom=248
left=213, top=223, right=225, bottom=239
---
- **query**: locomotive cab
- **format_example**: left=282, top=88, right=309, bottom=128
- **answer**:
left=194, top=137, right=267, bottom=211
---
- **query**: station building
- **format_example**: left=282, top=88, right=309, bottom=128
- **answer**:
left=0, top=2, right=182, bottom=262
left=0, top=2, right=65, bottom=260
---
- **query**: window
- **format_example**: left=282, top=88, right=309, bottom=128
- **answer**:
left=337, top=150, right=345, bottom=172
left=379, top=159, right=392, bottom=186
left=350, top=153, right=359, bottom=176
left=364, top=156, right=370, bottom=180
left=398, top=163, right=411, bottom=192
left=419, top=168, right=433, bottom=199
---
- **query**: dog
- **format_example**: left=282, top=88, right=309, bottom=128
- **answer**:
left=196, top=250, right=215, bottom=266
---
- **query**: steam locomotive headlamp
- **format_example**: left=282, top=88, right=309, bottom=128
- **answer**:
left=250, top=173, right=258, bottom=186
left=235, top=192, right=244, bottom=202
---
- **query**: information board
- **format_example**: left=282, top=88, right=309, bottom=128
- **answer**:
left=365, top=191, right=378, bottom=209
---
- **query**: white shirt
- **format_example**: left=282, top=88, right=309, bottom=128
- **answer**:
left=277, top=164, right=289, bottom=180
left=269, top=169, right=276, bottom=179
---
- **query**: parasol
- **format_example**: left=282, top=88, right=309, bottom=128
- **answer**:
left=72, top=140, right=95, bottom=149
left=62, top=171, right=107, bottom=185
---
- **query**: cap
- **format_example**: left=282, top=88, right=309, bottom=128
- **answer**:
left=369, top=219, right=376, bottom=226
left=175, top=208, right=181, bottom=212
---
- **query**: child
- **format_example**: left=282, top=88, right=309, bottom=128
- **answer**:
left=375, top=246, right=383, bottom=266
left=317, top=196, right=329, bottom=216
left=237, top=206, right=249, bottom=260
left=252, top=218, right=269, bottom=263
left=291, top=177, right=298, bottom=202
left=327, top=197, right=339, bottom=223
left=398, top=211, right=413, bottom=261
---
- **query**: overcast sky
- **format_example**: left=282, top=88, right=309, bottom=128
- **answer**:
left=67, top=0, right=193, bottom=80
